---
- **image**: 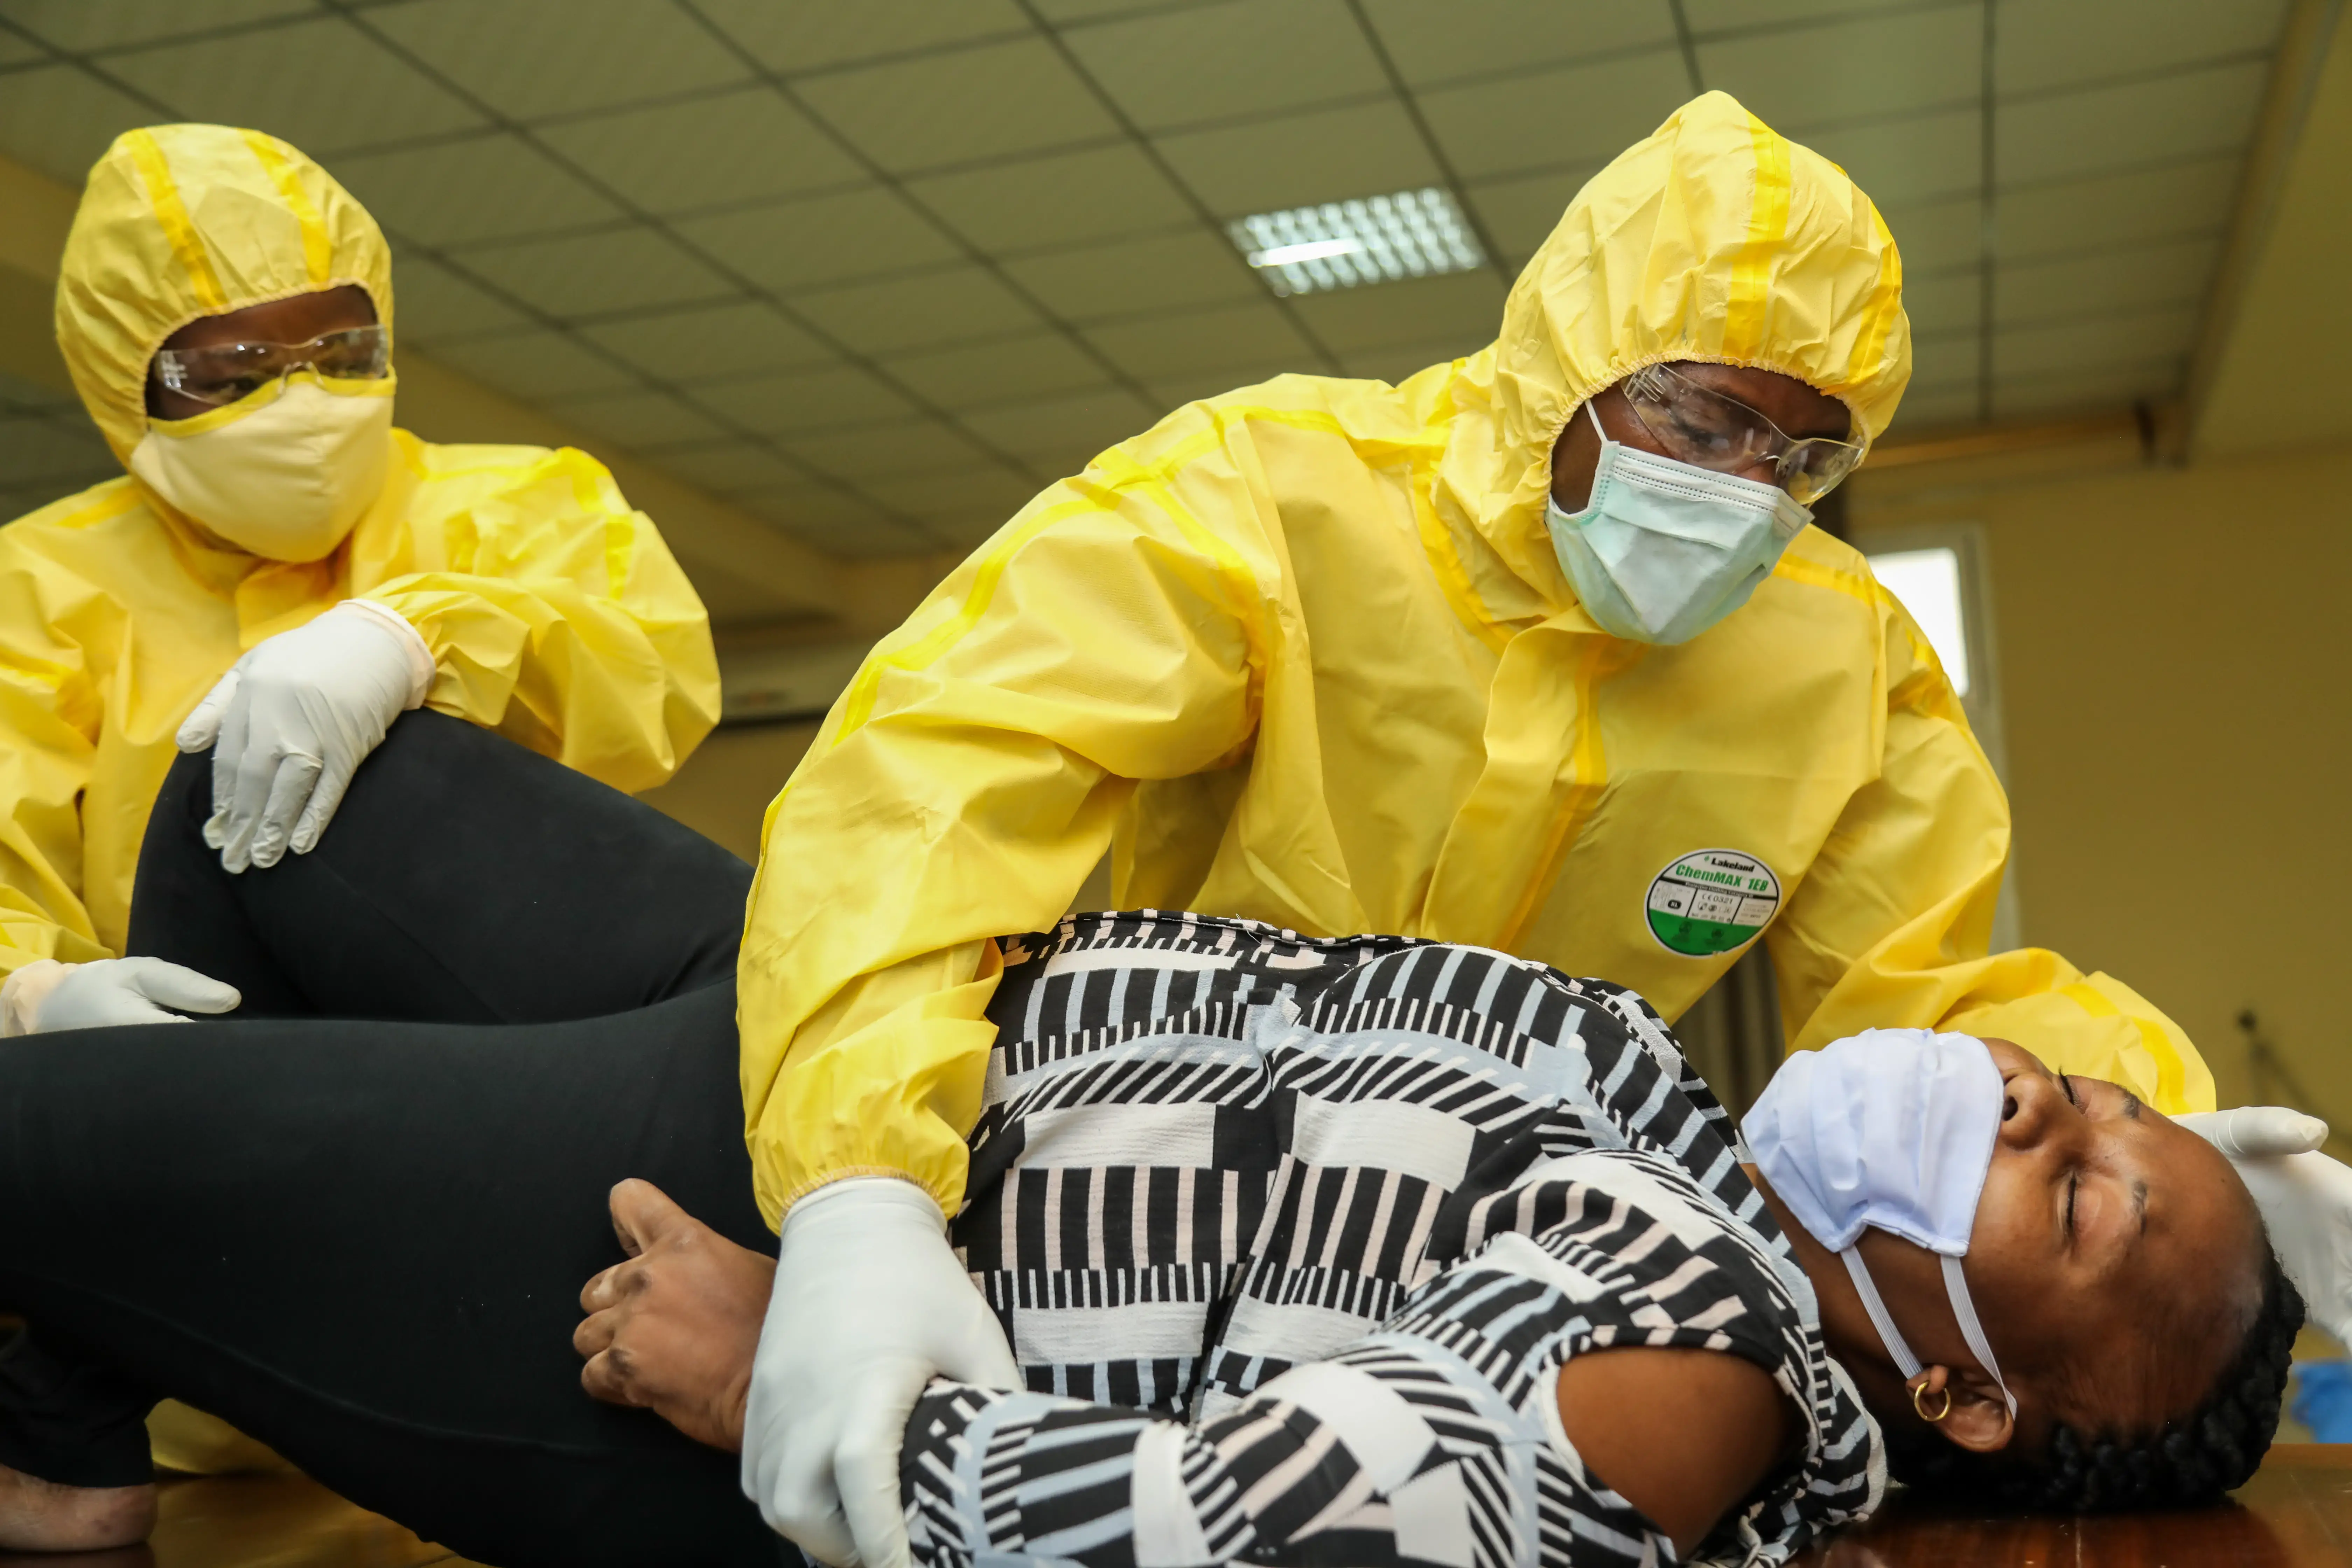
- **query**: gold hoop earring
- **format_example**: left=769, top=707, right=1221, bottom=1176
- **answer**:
left=1911, top=1381, right=1953, bottom=1423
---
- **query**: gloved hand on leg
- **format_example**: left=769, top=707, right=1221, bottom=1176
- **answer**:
left=0, top=957, right=240, bottom=1036
left=176, top=600, right=434, bottom=873
left=741, top=1176, right=1019, bottom=1568
left=2178, top=1106, right=2352, bottom=1348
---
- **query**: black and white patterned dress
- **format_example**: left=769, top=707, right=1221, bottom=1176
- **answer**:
left=902, top=912, right=1883, bottom=1568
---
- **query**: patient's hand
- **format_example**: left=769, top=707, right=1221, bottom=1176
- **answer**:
left=575, top=1178, right=775, bottom=1453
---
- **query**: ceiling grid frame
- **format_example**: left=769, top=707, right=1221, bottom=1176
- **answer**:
left=0, top=0, right=2308, bottom=562
left=317, top=0, right=1056, bottom=536
left=1008, top=0, right=1347, bottom=377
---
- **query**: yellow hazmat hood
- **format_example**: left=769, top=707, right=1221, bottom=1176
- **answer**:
left=54, top=124, right=395, bottom=463
left=1438, top=90, right=1911, bottom=590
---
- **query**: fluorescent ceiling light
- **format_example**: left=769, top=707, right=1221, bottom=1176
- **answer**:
left=1227, top=188, right=1485, bottom=297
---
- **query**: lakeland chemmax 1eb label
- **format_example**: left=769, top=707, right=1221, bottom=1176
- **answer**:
left=1645, top=848, right=1781, bottom=957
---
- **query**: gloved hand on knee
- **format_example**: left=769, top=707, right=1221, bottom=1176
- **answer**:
left=175, top=600, right=434, bottom=874
left=0, top=957, right=240, bottom=1035
left=741, top=1176, right=1019, bottom=1568
left=2178, top=1106, right=2352, bottom=1348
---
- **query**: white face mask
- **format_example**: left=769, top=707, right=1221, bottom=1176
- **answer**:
left=1742, top=1027, right=2017, bottom=1415
left=128, top=373, right=395, bottom=563
left=1544, top=400, right=1811, bottom=644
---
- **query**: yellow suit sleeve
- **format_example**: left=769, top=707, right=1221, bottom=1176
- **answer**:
left=737, top=467, right=1262, bottom=1229
left=362, top=448, right=720, bottom=794
left=0, top=559, right=118, bottom=978
left=1766, top=599, right=2211, bottom=1115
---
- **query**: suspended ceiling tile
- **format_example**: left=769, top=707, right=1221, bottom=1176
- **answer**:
left=728, top=483, right=936, bottom=557
left=1703, top=7, right=1979, bottom=134
left=1995, top=234, right=2219, bottom=328
left=427, top=328, right=641, bottom=400
left=0, top=0, right=313, bottom=51
left=857, top=460, right=1041, bottom=530
left=389, top=251, right=534, bottom=342
left=0, top=370, right=80, bottom=414
left=1902, top=333, right=1978, bottom=407
left=1463, top=166, right=1602, bottom=270
left=1996, top=154, right=2241, bottom=263
left=1998, top=0, right=2289, bottom=98
left=1899, top=269, right=1982, bottom=339
left=1153, top=98, right=1440, bottom=217
left=0, top=416, right=113, bottom=484
left=881, top=334, right=1110, bottom=409
left=690, top=0, right=1029, bottom=75
left=535, top=88, right=867, bottom=215
left=581, top=300, right=834, bottom=386
left=1027, top=0, right=1200, bottom=20
left=101, top=18, right=484, bottom=156
left=334, top=134, right=626, bottom=246
left=1087, top=298, right=1316, bottom=379
left=788, top=266, right=1045, bottom=357
left=1991, top=303, right=2198, bottom=380
left=719, top=362, right=919, bottom=436
left=1885, top=383, right=1982, bottom=433
left=1806, top=105, right=1979, bottom=210
left=0, top=64, right=180, bottom=187
left=1284, top=270, right=1505, bottom=354
left=905, top=143, right=1195, bottom=254
left=538, top=387, right=733, bottom=450
left=457, top=226, right=741, bottom=318
left=794, top=37, right=1119, bottom=175
left=1359, top=0, right=1679, bottom=87
left=782, top=417, right=998, bottom=480
left=795, top=512, right=952, bottom=559
left=673, top=188, right=963, bottom=295
left=1000, top=230, right=1261, bottom=323
left=638, top=439, right=813, bottom=496
left=364, top=0, right=753, bottom=122
left=955, top=383, right=1161, bottom=467
left=1061, top=0, right=1386, bottom=130
left=1877, top=192, right=1980, bottom=277
left=1337, top=335, right=1485, bottom=385
left=1417, top=49, right=1692, bottom=182
left=1990, top=357, right=2183, bottom=419
left=1681, top=0, right=1929, bottom=29
left=1998, top=59, right=2267, bottom=189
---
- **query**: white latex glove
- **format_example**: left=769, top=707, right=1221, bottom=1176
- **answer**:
left=0, top=957, right=240, bottom=1035
left=2179, top=1106, right=2352, bottom=1346
left=176, top=600, right=433, bottom=873
left=742, top=1176, right=1019, bottom=1568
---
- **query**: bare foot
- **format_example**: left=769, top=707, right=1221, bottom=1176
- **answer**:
left=0, top=1460, right=154, bottom=1551
left=575, top=1179, right=776, bottom=1452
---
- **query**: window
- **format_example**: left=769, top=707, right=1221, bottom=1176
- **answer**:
left=1864, top=523, right=2019, bottom=952
left=1866, top=546, right=1970, bottom=695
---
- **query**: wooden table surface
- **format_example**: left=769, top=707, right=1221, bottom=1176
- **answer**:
left=2, top=1445, right=2347, bottom=1566
left=1793, top=1443, right=2352, bottom=1567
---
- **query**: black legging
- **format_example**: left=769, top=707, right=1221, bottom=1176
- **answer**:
left=0, top=711, right=785, bottom=1567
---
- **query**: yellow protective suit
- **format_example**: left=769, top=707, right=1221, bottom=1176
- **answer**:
left=0, top=124, right=719, bottom=980
left=5, top=124, right=719, bottom=1473
left=738, top=90, right=2209, bottom=1228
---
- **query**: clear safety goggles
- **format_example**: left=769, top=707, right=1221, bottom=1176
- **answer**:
left=1619, top=362, right=1864, bottom=505
left=154, top=324, right=391, bottom=408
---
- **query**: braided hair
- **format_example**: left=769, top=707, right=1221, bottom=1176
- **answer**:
left=1885, top=1246, right=2303, bottom=1511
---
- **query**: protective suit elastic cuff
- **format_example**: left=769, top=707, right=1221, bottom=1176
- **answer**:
left=782, top=1174, right=945, bottom=1233
left=0, top=960, right=72, bottom=1038
left=335, top=599, right=435, bottom=708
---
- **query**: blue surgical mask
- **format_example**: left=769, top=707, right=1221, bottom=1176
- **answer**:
left=1743, top=1027, right=2017, bottom=1415
left=1545, top=400, right=1811, bottom=644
